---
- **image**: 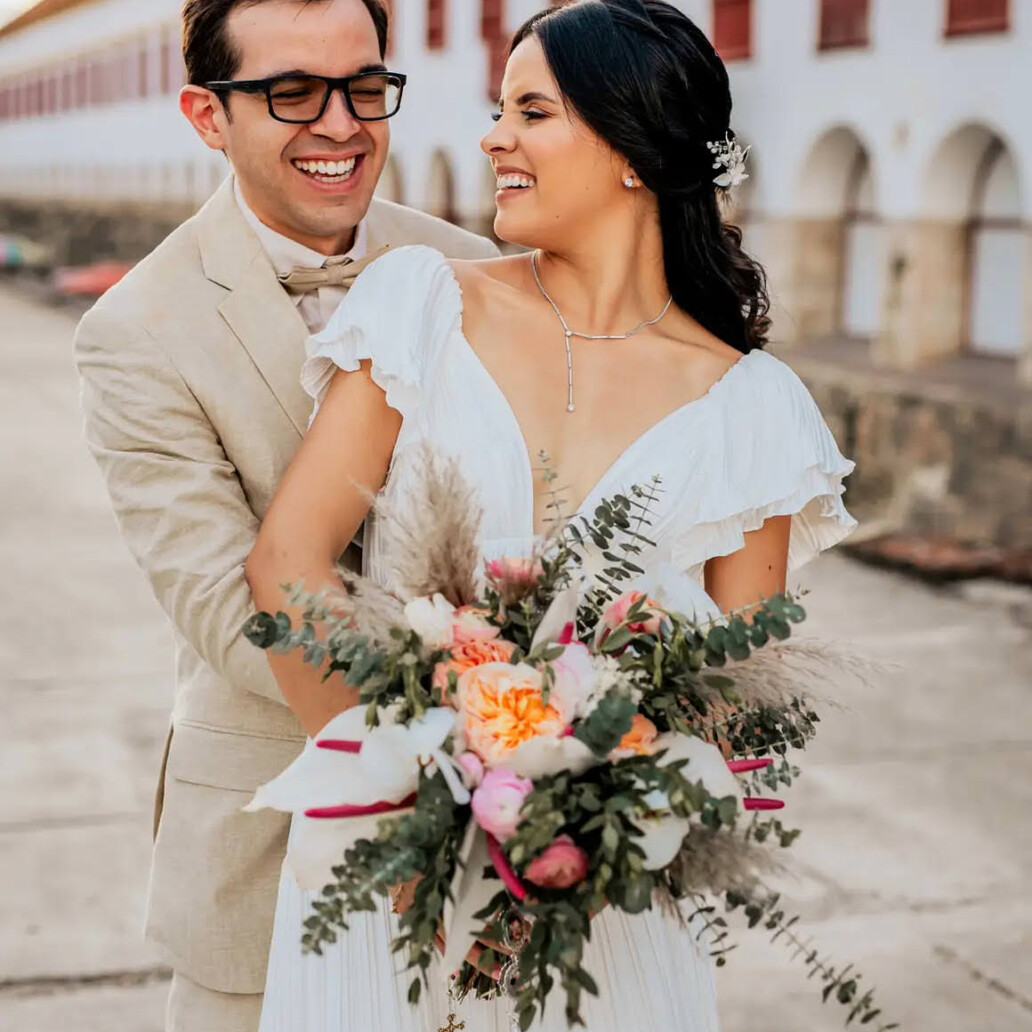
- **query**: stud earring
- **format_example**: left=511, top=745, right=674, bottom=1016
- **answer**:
left=624, top=177, right=635, bottom=188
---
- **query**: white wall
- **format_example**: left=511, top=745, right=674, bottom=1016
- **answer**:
left=0, top=0, right=1029, bottom=228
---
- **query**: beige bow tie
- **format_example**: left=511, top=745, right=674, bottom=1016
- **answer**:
left=278, top=244, right=391, bottom=294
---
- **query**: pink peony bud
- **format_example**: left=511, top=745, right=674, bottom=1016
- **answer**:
left=485, top=557, right=545, bottom=592
left=598, top=591, right=665, bottom=644
left=524, top=834, right=589, bottom=890
left=471, top=768, right=534, bottom=841
left=455, top=751, right=485, bottom=789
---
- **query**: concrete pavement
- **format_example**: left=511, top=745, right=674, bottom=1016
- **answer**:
left=1, top=283, right=1029, bottom=1031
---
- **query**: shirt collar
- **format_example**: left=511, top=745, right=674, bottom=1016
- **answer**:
left=233, top=177, right=368, bottom=295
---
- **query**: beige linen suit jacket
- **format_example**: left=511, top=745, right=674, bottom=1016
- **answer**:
left=74, top=177, right=499, bottom=995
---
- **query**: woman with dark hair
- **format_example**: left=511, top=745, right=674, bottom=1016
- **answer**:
left=247, top=2, right=856, bottom=1029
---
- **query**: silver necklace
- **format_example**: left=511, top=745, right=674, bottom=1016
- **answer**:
left=531, top=250, right=673, bottom=413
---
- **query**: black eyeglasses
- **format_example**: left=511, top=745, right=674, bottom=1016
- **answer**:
left=204, top=72, right=407, bottom=124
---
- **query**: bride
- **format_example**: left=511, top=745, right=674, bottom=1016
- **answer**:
left=245, top=1, right=856, bottom=1029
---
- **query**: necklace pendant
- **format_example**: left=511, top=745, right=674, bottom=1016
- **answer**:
left=566, top=403, right=575, bottom=413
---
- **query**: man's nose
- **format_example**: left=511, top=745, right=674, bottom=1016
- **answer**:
left=310, top=88, right=363, bottom=141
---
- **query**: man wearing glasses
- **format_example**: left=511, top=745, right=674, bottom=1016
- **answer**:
left=73, top=2, right=497, bottom=1031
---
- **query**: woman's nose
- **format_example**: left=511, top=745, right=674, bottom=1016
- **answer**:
left=481, top=120, right=515, bottom=157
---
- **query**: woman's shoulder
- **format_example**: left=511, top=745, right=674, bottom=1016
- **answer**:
left=448, top=252, right=530, bottom=296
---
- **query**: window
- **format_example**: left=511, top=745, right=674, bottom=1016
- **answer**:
left=945, top=0, right=1009, bottom=36
left=381, top=0, right=394, bottom=57
left=427, top=0, right=446, bottom=50
left=487, top=34, right=507, bottom=103
left=481, top=0, right=504, bottom=40
left=712, top=0, right=751, bottom=61
left=818, top=0, right=870, bottom=50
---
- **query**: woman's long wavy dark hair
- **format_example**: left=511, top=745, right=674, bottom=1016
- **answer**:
left=511, top=0, right=770, bottom=353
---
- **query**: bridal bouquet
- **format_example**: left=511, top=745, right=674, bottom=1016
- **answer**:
left=244, top=454, right=893, bottom=1030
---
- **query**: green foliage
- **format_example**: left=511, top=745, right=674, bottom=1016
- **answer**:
left=241, top=475, right=886, bottom=1029
left=724, top=891, right=898, bottom=1030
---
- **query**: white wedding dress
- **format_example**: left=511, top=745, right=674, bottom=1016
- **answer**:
left=257, top=245, right=857, bottom=1032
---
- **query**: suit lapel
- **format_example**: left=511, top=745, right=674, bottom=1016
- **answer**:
left=196, top=179, right=313, bottom=437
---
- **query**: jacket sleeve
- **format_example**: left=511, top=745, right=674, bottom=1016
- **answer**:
left=74, top=304, right=285, bottom=706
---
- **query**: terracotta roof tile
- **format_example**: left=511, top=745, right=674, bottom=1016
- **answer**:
left=0, top=0, right=102, bottom=40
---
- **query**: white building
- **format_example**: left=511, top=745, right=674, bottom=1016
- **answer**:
left=1, top=0, right=1028, bottom=378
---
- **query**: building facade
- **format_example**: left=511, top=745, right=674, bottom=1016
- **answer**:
left=1, top=0, right=1029, bottom=546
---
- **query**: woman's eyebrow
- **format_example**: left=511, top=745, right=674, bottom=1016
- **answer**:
left=516, top=91, right=556, bottom=105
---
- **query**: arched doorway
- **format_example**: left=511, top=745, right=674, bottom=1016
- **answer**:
left=842, top=149, right=883, bottom=339
left=791, top=125, right=879, bottom=341
left=915, top=122, right=1028, bottom=366
left=968, top=141, right=1024, bottom=356
left=376, top=155, right=405, bottom=205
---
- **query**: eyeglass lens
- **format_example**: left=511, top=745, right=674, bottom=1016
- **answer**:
left=268, top=74, right=401, bottom=122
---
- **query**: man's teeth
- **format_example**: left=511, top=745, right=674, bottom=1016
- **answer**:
left=497, top=173, right=535, bottom=190
left=294, top=157, right=358, bottom=178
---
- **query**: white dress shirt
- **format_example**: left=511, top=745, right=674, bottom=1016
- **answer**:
left=234, top=178, right=368, bottom=335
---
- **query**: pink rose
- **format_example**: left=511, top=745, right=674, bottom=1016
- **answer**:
left=455, top=751, right=485, bottom=789
left=524, top=835, right=589, bottom=890
left=597, top=591, right=665, bottom=645
left=485, top=557, right=545, bottom=592
left=452, top=605, right=501, bottom=644
left=471, top=768, right=533, bottom=841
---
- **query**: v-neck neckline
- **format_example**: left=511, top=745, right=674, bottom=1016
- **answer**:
left=440, top=261, right=755, bottom=538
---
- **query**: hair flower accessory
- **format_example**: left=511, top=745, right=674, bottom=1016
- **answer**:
left=707, top=132, right=750, bottom=189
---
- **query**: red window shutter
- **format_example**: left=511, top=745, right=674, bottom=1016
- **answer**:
left=486, top=34, right=507, bottom=103
left=946, top=0, right=1009, bottom=35
left=383, top=0, right=394, bottom=57
left=712, top=0, right=752, bottom=61
left=427, top=0, right=446, bottom=50
left=139, top=38, right=149, bottom=98
left=481, top=0, right=504, bottom=41
left=818, top=0, right=870, bottom=50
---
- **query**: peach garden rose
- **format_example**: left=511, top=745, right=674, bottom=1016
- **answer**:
left=432, top=638, right=517, bottom=697
left=457, top=662, right=568, bottom=767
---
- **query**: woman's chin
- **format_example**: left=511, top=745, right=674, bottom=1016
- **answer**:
left=492, top=213, right=545, bottom=251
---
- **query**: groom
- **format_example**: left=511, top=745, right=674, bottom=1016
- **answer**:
left=74, top=1, right=497, bottom=1029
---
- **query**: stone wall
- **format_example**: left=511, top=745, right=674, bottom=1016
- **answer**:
left=788, top=343, right=1032, bottom=548
left=0, top=197, right=194, bottom=267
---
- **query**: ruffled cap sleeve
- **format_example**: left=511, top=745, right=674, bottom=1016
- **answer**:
left=668, top=350, right=858, bottom=573
left=300, top=245, right=459, bottom=425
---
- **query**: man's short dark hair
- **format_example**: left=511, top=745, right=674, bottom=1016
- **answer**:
left=182, top=0, right=389, bottom=86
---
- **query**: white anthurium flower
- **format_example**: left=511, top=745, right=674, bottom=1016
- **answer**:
left=529, top=580, right=580, bottom=650
left=655, top=732, right=742, bottom=800
left=286, top=808, right=413, bottom=891
left=246, top=706, right=463, bottom=817
left=245, top=706, right=376, bottom=813
left=403, top=593, right=456, bottom=648
left=442, top=821, right=500, bottom=975
left=360, top=707, right=468, bottom=805
left=630, top=796, right=692, bottom=871
left=247, top=706, right=464, bottom=889
left=505, top=733, right=598, bottom=780
left=629, top=734, right=742, bottom=871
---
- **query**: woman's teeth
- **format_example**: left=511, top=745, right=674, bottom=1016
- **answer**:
left=497, top=173, right=535, bottom=190
left=293, top=157, right=358, bottom=182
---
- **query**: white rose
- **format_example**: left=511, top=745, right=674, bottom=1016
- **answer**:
left=403, top=593, right=456, bottom=648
